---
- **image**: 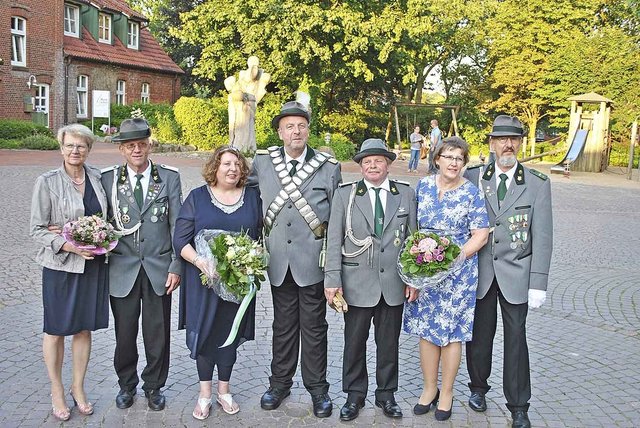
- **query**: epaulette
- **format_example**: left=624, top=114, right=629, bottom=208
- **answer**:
left=255, top=149, right=269, bottom=155
left=327, top=157, right=339, bottom=164
left=159, top=164, right=179, bottom=173
left=529, top=168, right=548, bottom=181
left=391, top=179, right=410, bottom=186
left=465, top=164, right=483, bottom=170
left=339, top=181, right=355, bottom=187
left=101, top=165, right=118, bottom=174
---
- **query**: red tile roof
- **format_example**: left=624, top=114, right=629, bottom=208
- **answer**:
left=64, top=27, right=183, bottom=75
left=90, top=0, right=147, bottom=21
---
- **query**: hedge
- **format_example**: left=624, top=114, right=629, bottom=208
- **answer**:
left=0, top=119, right=54, bottom=139
left=173, top=96, right=227, bottom=150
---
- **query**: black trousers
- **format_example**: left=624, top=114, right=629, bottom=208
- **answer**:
left=342, top=296, right=403, bottom=402
left=466, top=278, right=531, bottom=412
left=269, top=270, right=329, bottom=395
left=110, top=266, right=171, bottom=392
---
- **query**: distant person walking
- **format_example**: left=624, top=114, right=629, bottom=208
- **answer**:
left=428, top=120, right=443, bottom=174
left=408, top=126, right=424, bottom=173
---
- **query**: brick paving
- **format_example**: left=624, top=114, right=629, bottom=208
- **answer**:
left=0, top=143, right=639, bottom=427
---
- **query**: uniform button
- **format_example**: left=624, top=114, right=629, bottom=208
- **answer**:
left=380, top=248, right=385, bottom=253
left=287, top=222, right=291, bottom=227
left=141, top=256, right=145, bottom=261
left=495, top=221, right=500, bottom=226
left=288, top=204, right=292, bottom=209
left=140, top=219, right=145, bottom=223
left=380, top=268, right=385, bottom=273
left=494, top=239, right=499, bottom=243
left=140, top=238, right=145, bottom=242
left=493, top=256, right=498, bottom=260
left=287, top=240, right=291, bottom=244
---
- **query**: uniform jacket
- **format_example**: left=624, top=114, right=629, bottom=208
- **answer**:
left=248, top=146, right=342, bottom=287
left=30, top=164, right=108, bottom=273
left=101, top=161, right=184, bottom=297
left=324, top=179, right=417, bottom=307
left=464, top=162, right=553, bottom=304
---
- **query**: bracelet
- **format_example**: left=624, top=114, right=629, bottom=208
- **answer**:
left=192, top=255, right=201, bottom=265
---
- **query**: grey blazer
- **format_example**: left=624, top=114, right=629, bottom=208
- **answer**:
left=464, top=162, right=553, bottom=304
left=101, top=161, right=184, bottom=297
left=324, top=180, right=417, bottom=307
left=30, top=164, right=108, bottom=273
left=248, top=146, right=342, bottom=287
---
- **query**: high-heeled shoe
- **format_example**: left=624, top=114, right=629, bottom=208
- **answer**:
left=413, top=389, right=440, bottom=415
left=434, top=395, right=453, bottom=421
left=70, top=389, right=94, bottom=415
left=51, top=395, right=71, bottom=421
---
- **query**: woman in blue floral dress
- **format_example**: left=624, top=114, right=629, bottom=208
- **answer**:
left=403, top=137, right=489, bottom=420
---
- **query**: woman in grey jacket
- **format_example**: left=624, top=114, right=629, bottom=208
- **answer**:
left=30, top=124, right=109, bottom=421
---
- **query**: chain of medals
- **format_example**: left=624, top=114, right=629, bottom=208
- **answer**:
left=263, top=147, right=329, bottom=239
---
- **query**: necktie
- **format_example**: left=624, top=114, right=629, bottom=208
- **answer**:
left=373, top=187, right=384, bottom=238
left=497, top=173, right=508, bottom=207
left=289, top=160, right=299, bottom=177
left=134, top=173, right=144, bottom=208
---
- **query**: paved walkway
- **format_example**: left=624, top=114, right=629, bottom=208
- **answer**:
left=0, top=143, right=639, bottom=427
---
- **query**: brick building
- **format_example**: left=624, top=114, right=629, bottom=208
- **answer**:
left=0, top=0, right=183, bottom=131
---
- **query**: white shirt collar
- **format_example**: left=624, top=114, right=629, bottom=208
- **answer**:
left=284, top=146, right=307, bottom=166
left=495, top=161, right=518, bottom=187
left=364, top=177, right=390, bottom=192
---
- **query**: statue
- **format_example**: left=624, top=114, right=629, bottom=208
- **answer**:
left=224, top=56, right=271, bottom=151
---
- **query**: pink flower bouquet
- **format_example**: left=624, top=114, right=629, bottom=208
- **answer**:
left=397, top=230, right=464, bottom=289
left=62, top=215, right=119, bottom=255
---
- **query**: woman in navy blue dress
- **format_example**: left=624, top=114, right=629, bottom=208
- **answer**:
left=30, top=124, right=109, bottom=421
left=174, top=146, right=262, bottom=419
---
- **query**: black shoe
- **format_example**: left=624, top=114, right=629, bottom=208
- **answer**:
left=375, top=398, right=403, bottom=418
left=311, top=392, right=332, bottom=418
left=468, top=392, right=487, bottom=412
left=260, top=387, right=291, bottom=410
left=511, top=410, right=531, bottom=428
left=434, top=396, right=453, bottom=421
left=115, top=388, right=136, bottom=409
left=413, top=389, right=440, bottom=415
left=340, top=398, right=365, bottom=421
left=144, top=389, right=165, bottom=411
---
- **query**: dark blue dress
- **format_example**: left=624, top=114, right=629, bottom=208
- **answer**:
left=42, top=181, right=109, bottom=335
left=174, top=185, right=262, bottom=362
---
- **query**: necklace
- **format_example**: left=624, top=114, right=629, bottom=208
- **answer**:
left=71, top=174, right=86, bottom=186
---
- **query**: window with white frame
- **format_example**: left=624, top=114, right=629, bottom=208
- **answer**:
left=98, top=13, right=111, bottom=43
left=77, top=75, right=88, bottom=118
left=11, top=16, right=26, bottom=67
left=116, top=80, right=126, bottom=105
left=64, top=4, right=80, bottom=37
left=127, top=21, right=139, bottom=49
left=140, top=83, right=150, bottom=104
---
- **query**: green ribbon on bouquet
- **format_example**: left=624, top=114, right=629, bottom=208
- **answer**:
left=220, top=280, right=257, bottom=348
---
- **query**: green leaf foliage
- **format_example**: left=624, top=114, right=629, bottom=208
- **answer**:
left=173, top=96, right=228, bottom=150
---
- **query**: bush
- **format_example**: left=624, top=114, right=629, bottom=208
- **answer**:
left=322, top=102, right=388, bottom=144
left=0, top=138, right=22, bottom=149
left=308, top=133, right=355, bottom=161
left=22, top=135, right=59, bottom=150
left=0, top=119, right=53, bottom=139
left=173, top=96, right=227, bottom=150
left=153, top=112, right=182, bottom=143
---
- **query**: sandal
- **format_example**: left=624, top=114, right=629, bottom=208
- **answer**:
left=51, top=394, right=70, bottom=421
left=217, top=393, right=240, bottom=415
left=70, top=389, right=94, bottom=415
left=192, top=396, right=212, bottom=420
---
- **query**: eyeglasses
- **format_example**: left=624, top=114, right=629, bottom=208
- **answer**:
left=283, top=123, right=308, bottom=132
left=62, top=144, right=89, bottom=152
left=439, top=154, right=465, bottom=164
left=122, top=141, right=150, bottom=152
left=494, top=136, right=522, bottom=145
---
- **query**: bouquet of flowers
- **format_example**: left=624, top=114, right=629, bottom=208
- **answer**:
left=194, top=229, right=268, bottom=304
left=62, top=215, right=119, bottom=255
left=397, top=229, right=464, bottom=290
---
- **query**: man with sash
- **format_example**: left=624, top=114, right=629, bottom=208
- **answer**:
left=249, top=101, right=342, bottom=418
left=464, top=115, right=553, bottom=428
left=324, top=139, right=417, bottom=421
left=101, top=118, right=183, bottom=411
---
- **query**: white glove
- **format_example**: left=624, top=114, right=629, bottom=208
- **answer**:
left=528, top=289, right=546, bottom=309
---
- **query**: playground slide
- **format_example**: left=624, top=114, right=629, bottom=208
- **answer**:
left=550, top=129, right=589, bottom=173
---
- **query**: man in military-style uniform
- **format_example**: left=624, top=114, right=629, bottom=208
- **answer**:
left=101, top=118, right=183, bottom=411
left=324, top=138, right=418, bottom=421
left=248, top=101, right=342, bottom=418
left=464, top=115, right=553, bottom=428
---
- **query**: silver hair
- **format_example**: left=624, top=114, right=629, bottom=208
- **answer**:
left=57, top=124, right=96, bottom=150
